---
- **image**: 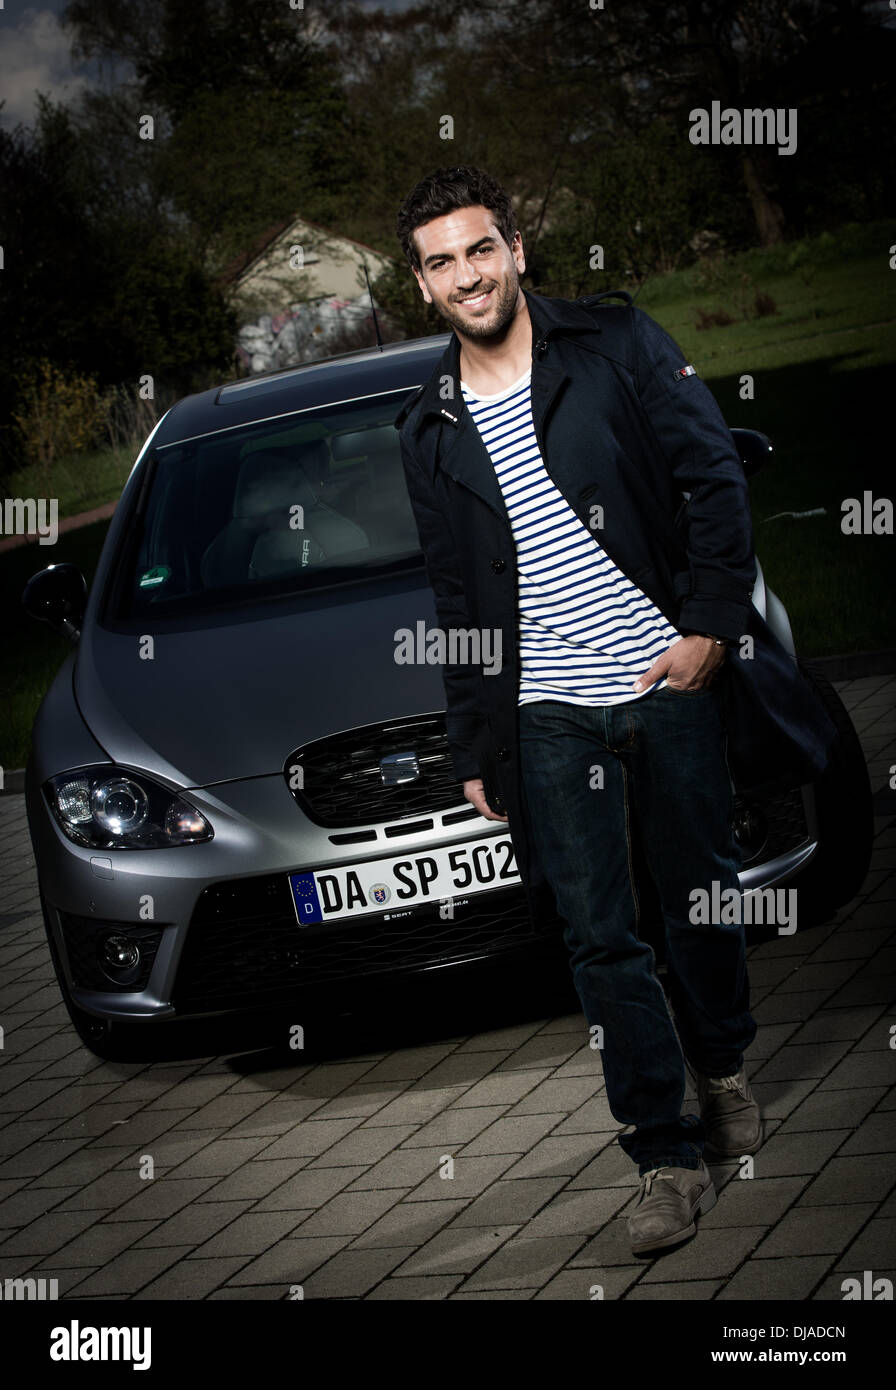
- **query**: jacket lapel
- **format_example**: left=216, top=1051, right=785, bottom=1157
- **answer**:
left=437, top=405, right=514, bottom=529
left=528, top=361, right=568, bottom=465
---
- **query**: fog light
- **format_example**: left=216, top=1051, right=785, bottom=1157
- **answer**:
left=732, top=799, right=768, bottom=863
left=100, top=934, right=141, bottom=971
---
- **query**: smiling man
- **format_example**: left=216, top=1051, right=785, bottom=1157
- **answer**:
left=394, top=165, right=765, bottom=1257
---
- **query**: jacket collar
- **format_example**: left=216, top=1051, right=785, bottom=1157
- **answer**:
left=396, top=289, right=604, bottom=432
left=394, top=289, right=609, bottom=529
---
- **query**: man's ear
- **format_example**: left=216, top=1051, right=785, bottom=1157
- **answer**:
left=413, top=267, right=433, bottom=305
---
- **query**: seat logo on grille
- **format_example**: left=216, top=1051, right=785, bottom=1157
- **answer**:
left=380, top=751, right=420, bottom=786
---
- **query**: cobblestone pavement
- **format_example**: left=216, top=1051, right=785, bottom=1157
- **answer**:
left=0, top=674, right=893, bottom=1301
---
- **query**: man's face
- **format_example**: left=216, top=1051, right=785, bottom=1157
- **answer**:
left=411, top=205, right=526, bottom=340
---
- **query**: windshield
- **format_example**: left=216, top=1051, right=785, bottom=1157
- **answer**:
left=110, top=391, right=425, bottom=620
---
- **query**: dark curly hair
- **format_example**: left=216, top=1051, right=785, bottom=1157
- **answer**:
left=396, top=166, right=517, bottom=272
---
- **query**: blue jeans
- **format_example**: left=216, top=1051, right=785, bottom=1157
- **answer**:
left=518, top=685, right=757, bottom=1175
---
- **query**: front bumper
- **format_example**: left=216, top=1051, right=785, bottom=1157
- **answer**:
left=28, top=763, right=820, bottom=1027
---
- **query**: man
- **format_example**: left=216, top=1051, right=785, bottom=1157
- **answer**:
left=392, top=166, right=795, bottom=1258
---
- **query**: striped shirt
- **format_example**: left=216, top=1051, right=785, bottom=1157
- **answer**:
left=460, top=366, right=682, bottom=706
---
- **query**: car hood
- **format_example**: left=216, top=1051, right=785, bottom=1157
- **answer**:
left=73, top=576, right=457, bottom=788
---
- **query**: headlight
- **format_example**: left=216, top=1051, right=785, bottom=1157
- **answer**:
left=44, top=767, right=213, bottom=849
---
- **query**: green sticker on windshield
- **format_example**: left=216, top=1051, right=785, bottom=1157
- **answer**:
left=139, top=565, right=171, bottom=589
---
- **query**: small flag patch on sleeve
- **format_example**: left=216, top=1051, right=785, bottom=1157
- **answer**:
left=674, top=364, right=697, bottom=380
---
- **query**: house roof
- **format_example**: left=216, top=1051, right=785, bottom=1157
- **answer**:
left=215, top=214, right=393, bottom=290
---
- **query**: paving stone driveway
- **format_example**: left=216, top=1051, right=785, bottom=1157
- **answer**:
left=0, top=674, right=893, bottom=1301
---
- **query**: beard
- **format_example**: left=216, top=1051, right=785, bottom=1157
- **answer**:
left=436, top=269, right=521, bottom=340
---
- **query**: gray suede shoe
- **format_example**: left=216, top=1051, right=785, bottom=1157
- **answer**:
left=691, top=1064, right=764, bottom=1159
left=627, top=1161, right=717, bottom=1256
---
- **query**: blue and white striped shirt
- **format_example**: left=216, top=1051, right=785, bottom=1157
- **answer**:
left=461, top=366, right=682, bottom=706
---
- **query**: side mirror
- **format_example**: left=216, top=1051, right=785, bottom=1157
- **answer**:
left=21, top=563, right=87, bottom=642
left=730, top=428, right=773, bottom=479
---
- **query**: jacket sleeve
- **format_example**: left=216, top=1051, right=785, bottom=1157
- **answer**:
left=632, top=306, right=757, bottom=643
left=398, top=428, right=487, bottom=783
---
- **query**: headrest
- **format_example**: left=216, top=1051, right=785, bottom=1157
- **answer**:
left=233, top=443, right=327, bottom=519
left=330, top=426, right=398, bottom=460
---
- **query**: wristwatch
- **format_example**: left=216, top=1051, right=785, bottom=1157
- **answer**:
left=685, top=630, right=729, bottom=647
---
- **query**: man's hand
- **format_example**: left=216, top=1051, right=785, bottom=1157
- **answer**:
left=633, top=635, right=727, bottom=694
left=463, top=777, right=509, bottom=822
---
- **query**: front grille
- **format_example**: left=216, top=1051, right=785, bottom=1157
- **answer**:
left=173, top=875, right=552, bottom=1014
left=58, top=914, right=162, bottom=992
left=285, top=713, right=462, bottom=827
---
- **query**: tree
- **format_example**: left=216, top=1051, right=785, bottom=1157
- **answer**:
left=0, top=92, right=236, bottom=485
left=428, top=0, right=893, bottom=247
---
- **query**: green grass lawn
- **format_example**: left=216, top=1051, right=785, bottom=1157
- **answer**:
left=2, top=225, right=895, bottom=774
left=640, top=234, right=896, bottom=660
left=2, top=445, right=136, bottom=525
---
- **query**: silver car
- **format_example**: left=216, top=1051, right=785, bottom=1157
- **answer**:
left=22, top=333, right=873, bottom=1058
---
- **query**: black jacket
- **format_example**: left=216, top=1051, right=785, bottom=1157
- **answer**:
left=395, top=289, right=838, bottom=909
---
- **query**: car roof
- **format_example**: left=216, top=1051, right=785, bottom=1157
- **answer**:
left=152, top=333, right=452, bottom=448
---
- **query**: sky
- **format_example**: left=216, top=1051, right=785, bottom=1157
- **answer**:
left=0, top=1, right=97, bottom=130
left=0, top=0, right=415, bottom=131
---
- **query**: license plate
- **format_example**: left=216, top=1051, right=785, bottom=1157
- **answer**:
left=288, top=834, right=519, bottom=925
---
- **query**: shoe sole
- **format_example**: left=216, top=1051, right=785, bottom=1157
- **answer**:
left=629, top=1181, right=717, bottom=1256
